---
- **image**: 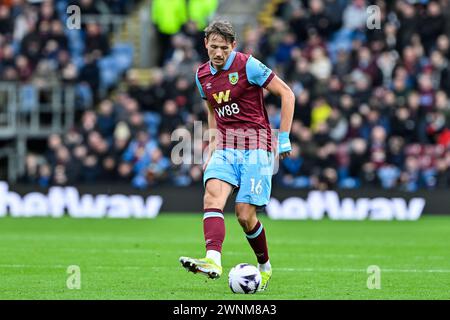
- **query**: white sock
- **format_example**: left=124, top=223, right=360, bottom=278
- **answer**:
left=206, top=250, right=221, bottom=266
left=258, top=260, right=271, bottom=272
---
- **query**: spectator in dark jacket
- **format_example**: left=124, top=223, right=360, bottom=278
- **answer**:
left=419, top=1, right=445, bottom=54
left=85, top=23, right=110, bottom=56
left=159, top=99, right=184, bottom=133
left=79, top=53, right=100, bottom=97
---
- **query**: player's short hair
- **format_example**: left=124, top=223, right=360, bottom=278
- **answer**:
left=204, top=20, right=236, bottom=43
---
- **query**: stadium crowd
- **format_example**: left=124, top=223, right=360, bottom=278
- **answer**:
left=8, top=0, right=450, bottom=191
left=0, top=0, right=136, bottom=107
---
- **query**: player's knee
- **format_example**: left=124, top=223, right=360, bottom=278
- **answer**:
left=235, top=204, right=256, bottom=232
left=236, top=215, right=252, bottom=231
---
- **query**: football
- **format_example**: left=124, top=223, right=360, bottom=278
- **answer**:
left=228, top=263, right=262, bottom=294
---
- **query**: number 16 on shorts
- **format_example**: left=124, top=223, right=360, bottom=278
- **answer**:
left=250, top=178, right=263, bottom=195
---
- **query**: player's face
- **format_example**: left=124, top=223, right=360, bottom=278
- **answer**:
left=205, top=34, right=236, bottom=70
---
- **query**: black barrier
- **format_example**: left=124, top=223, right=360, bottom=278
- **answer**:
left=1, top=181, right=450, bottom=217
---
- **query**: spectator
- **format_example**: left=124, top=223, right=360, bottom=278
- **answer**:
left=15, top=55, right=32, bottom=81
left=187, top=0, right=218, bottom=31
left=306, top=0, right=333, bottom=39
left=419, top=1, right=445, bottom=54
left=400, top=156, right=420, bottom=192
left=84, top=23, right=110, bottom=56
left=38, top=163, right=52, bottom=187
left=309, top=47, right=332, bottom=82
left=397, top=1, right=418, bottom=52
left=97, top=99, right=116, bottom=138
left=21, top=153, right=40, bottom=184
left=342, top=0, right=367, bottom=31
left=74, top=0, right=102, bottom=15
left=80, top=110, right=97, bottom=138
left=152, top=0, right=188, bottom=66
left=78, top=52, right=100, bottom=99
left=145, top=147, right=170, bottom=186
left=0, top=4, right=14, bottom=36
left=14, top=0, right=450, bottom=192
left=280, top=143, right=308, bottom=188
left=49, top=20, right=68, bottom=51
left=159, top=99, right=184, bottom=133
left=345, top=138, right=368, bottom=186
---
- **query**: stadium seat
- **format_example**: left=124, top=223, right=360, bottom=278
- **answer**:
left=111, top=43, right=134, bottom=73
left=99, top=57, right=120, bottom=90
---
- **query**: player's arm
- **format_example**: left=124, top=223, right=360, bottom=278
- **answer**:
left=266, top=75, right=295, bottom=159
left=246, top=56, right=295, bottom=159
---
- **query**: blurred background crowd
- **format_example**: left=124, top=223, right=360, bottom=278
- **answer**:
left=3, top=0, right=450, bottom=191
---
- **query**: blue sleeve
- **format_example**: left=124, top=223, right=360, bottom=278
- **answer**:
left=195, top=70, right=206, bottom=99
left=246, top=56, right=273, bottom=87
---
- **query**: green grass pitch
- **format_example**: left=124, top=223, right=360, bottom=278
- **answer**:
left=0, top=214, right=450, bottom=299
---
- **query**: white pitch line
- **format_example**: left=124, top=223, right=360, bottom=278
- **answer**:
left=1, top=247, right=447, bottom=261
left=277, top=267, right=450, bottom=273
left=1, top=264, right=450, bottom=273
left=225, top=251, right=447, bottom=260
left=0, top=264, right=142, bottom=270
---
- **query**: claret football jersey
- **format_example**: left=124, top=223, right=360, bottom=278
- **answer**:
left=195, top=51, right=275, bottom=151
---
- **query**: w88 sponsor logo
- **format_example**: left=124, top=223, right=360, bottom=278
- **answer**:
left=215, top=103, right=240, bottom=118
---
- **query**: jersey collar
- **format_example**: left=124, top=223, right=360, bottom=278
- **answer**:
left=209, top=51, right=237, bottom=75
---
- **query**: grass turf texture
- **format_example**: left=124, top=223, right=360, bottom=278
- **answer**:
left=0, top=214, right=450, bottom=300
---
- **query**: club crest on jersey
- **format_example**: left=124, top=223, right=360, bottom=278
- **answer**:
left=229, top=72, right=239, bottom=85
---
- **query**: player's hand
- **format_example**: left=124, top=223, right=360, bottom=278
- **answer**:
left=278, top=131, right=292, bottom=160
left=279, top=151, right=291, bottom=160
